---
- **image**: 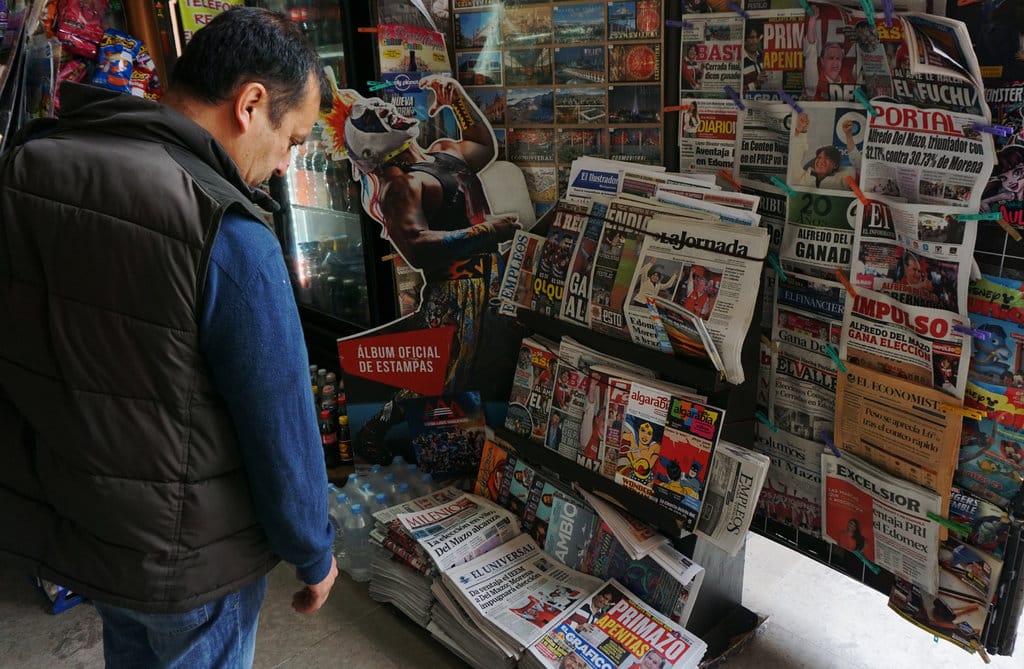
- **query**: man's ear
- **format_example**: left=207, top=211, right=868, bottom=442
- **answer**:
left=233, top=82, right=269, bottom=132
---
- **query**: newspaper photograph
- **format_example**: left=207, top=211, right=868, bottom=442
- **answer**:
left=860, top=101, right=994, bottom=210
left=679, top=13, right=744, bottom=95
left=442, top=533, right=603, bottom=653
left=742, top=9, right=807, bottom=99
left=679, top=97, right=741, bottom=175
left=821, top=452, right=941, bottom=592
left=696, top=441, right=771, bottom=556
left=622, top=220, right=770, bottom=384
left=788, top=102, right=867, bottom=195
left=850, top=196, right=977, bottom=313
left=397, top=493, right=522, bottom=571
left=769, top=342, right=837, bottom=445
left=780, top=189, right=856, bottom=278
left=735, top=101, right=794, bottom=184
left=753, top=424, right=825, bottom=537
left=525, top=579, right=707, bottom=669
left=834, top=361, right=963, bottom=508
left=839, top=287, right=972, bottom=399
left=802, top=2, right=873, bottom=102
left=773, top=271, right=845, bottom=356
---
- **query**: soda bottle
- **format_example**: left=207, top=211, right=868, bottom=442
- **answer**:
left=342, top=503, right=372, bottom=582
left=319, top=409, right=340, bottom=468
left=337, top=415, right=354, bottom=464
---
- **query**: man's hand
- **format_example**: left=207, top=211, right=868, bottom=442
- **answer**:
left=292, top=556, right=338, bottom=614
left=420, top=75, right=460, bottom=116
left=485, top=213, right=521, bottom=243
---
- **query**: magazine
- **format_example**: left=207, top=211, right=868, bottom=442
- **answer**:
left=522, top=579, right=707, bottom=669
left=696, top=441, right=771, bottom=556
left=504, top=335, right=559, bottom=444
left=647, top=296, right=724, bottom=373
left=474, top=435, right=510, bottom=502
left=560, top=198, right=611, bottom=328
left=532, top=202, right=591, bottom=318
left=499, top=230, right=547, bottom=316
left=821, top=452, right=941, bottom=592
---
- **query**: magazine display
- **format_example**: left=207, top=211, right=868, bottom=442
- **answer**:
left=834, top=361, right=963, bottom=511
left=396, top=493, right=521, bottom=572
left=623, top=220, right=770, bottom=384
left=839, top=287, right=971, bottom=399
left=695, top=441, right=771, bottom=556
left=522, top=579, right=707, bottom=669
left=889, top=537, right=1003, bottom=654
left=850, top=196, right=977, bottom=314
left=822, top=452, right=941, bottom=593
left=441, top=533, right=603, bottom=656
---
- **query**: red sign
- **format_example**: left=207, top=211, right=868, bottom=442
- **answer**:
left=337, top=326, right=453, bottom=396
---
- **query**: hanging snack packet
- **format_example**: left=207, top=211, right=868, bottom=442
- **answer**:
left=131, top=44, right=163, bottom=100
left=55, top=0, right=109, bottom=58
left=92, top=29, right=141, bottom=94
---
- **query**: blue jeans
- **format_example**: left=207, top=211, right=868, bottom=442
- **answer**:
left=93, top=575, right=268, bottom=669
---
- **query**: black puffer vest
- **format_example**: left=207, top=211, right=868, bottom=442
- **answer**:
left=0, top=83, right=280, bottom=612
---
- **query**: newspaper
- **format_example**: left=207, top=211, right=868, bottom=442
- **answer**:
left=834, top=361, right=963, bottom=515
left=860, top=101, right=994, bottom=210
left=780, top=188, right=856, bottom=279
left=742, top=9, right=808, bottom=100
left=560, top=199, right=610, bottom=328
left=619, top=168, right=723, bottom=202
left=654, top=189, right=761, bottom=227
left=753, top=424, right=825, bottom=537
left=679, top=97, right=743, bottom=175
left=396, top=493, right=521, bottom=571
left=577, top=488, right=668, bottom=559
left=648, top=296, right=724, bottom=373
left=839, top=287, right=972, bottom=399
left=566, top=156, right=665, bottom=200
left=768, top=342, right=837, bottom=446
left=735, top=101, right=794, bottom=184
left=504, top=336, right=558, bottom=444
left=773, top=271, right=845, bottom=356
left=744, top=180, right=787, bottom=332
left=850, top=196, right=977, bottom=314
left=499, top=230, right=546, bottom=316
left=821, top=452, right=941, bottom=592
left=441, top=533, right=603, bottom=654
left=622, top=221, right=770, bottom=384
left=788, top=102, right=867, bottom=197
left=523, top=579, right=707, bottom=669
left=678, top=13, right=744, bottom=96
left=696, top=441, right=771, bottom=556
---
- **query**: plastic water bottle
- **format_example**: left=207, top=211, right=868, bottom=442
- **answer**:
left=366, top=464, right=385, bottom=490
left=391, top=482, right=412, bottom=506
left=343, top=503, right=372, bottom=582
left=367, top=491, right=392, bottom=518
left=329, top=493, right=351, bottom=568
left=356, top=481, right=376, bottom=505
left=411, top=472, right=437, bottom=497
left=380, top=472, right=397, bottom=495
left=340, top=473, right=363, bottom=497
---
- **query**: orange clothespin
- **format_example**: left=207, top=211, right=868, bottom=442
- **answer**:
left=718, top=169, right=742, bottom=191
left=834, top=269, right=859, bottom=298
left=845, top=176, right=870, bottom=206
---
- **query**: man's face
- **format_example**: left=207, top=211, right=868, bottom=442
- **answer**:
left=745, top=30, right=760, bottom=54
left=821, top=45, right=844, bottom=80
left=562, top=654, right=587, bottom=669
left=693, top=274, right=706, bottom=292
left=241, top=74, right=321, bottom=186
left=640, top=651, right=665, bottom=669
left=813, top=150, right=838, bottom=177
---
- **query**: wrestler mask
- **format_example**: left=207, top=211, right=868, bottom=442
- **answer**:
left=344, top=97, right=420, bottom=173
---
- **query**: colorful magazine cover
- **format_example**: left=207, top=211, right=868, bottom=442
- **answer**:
left=613, top=380, right=672, bottom=497
left=400, top=391, right=486, bottom=479
left=504, top=336, right=558, bottom=443
left=473, top=436, right=509, bottom=502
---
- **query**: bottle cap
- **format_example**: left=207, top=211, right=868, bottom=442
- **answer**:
left=335, top=493, right=348, bottom=504
left=397, top=482, right=410, bottom=492
left=339, top=415, right=349, bottom=426
left=319, top=409, right=331, bottom=419
left=350, top=503, right=363, bottom=513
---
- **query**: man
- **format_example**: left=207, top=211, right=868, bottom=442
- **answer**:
left=0, top=8, right=336, bottom=667
left=335, top=76, right=521, bottom=464
left=683, top=266, right=714, bottom=319
left=742, top=25, right=765, bottom=92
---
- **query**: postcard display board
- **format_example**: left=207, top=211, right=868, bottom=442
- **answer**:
left=452, top=0, right=667, bottom=219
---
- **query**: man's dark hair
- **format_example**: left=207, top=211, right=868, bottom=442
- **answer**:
left=170, top=7, right=331, bottom=125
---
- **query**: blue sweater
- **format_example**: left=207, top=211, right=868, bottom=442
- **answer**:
left=199, top=211, right=333, bottom=586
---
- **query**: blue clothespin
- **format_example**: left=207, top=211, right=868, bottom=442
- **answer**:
left=853, top=88, right=879, bottom=117
left=666, top=19, right=694, bottom=29
left=725, top=1, right=750, bottom=20
left=822, top=433, right=842, bottom=459
left=778, top=90, right=803, bottom=115
left=823, top=344, right=847, bottom=373
left=860, top=0, right=876, bottom=27
left=882, top=0, right=895, bottom=28
left=798, top=0, right=813, bottom=16
left=853, top=549, right=881, bottom=575
left=724, top=85, right=746, bottom=111
left=957, top=212, right=1002, bottom=221
left=766, top=252, right=788, bottom=282
left=970, top=123, right=1013, bottom=137
left=952, top=324, right=992, bottom=341
left=755, top=410, right=779, bottom=433
left=769, top=176, right=797, bottom=198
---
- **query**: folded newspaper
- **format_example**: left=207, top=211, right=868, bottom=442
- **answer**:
left=522, top=578, right=708, bottom=669
left=695, top=441, right=771, bottom=556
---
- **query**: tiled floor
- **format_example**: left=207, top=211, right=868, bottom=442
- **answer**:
left=0, top=532, right=1020, bottom=668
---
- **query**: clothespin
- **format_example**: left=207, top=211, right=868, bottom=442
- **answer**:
left=769, top=176, right=797, bottom=197
left=958, top=212, right=1002, bottom=221
left=998, top=217, right=1024, bottom=242
left=969, top=123, right=1013, bottom=137
left=798, top=0, right=813, bottom=16
left=925, top=512, right=971, bottom=537
left=822, top=433, right=842, bottom=458
left=665, top=19, right=694, bottom=29
left=725, top=1, right=750, bottom=20
left=853, top=88, right=879, bottom=117
left=766, top=252, right=788, bottom=281
left=969, top=639, right=992, bottom=664
left=755, top=410, right=779, bottom=433
left=357, top=26, right=379, bottom=33
left=853, top=549, right=881, bottom=574
left=724, top=85, right=746, bottom=111
left=778, top=91, right=803, bottom=115
left=760, top=335, right=779, bottom=352
left=823, top=344, right=847, bottom=373
left=367, top=80, right=395, bottom=92
left=860, top=0, right=876, bottom=28
left=845, top=176, right=870, bottom=207
left=882, top=0, right=895, bottom=28
left=663, top=104, right=686, bottom=113
left=381, top=253, right=399, bottom=263
left=834, top=269, right=859, bottom=298
left=718, top=169, right=742, bottom=191
left=940, top=404, right=987, bottom=420
left=952, top=324, right=992, bottom=341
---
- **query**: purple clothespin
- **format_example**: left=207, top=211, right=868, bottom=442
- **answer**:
left=725, top=1, right=750, bottom=20
left=778, top=90, right=803, bottom=115
left=724, top=85, right=745, bottom=111
left=666, top=19, right=693, bottom=29
left=882, top=0, right=895, bottom=28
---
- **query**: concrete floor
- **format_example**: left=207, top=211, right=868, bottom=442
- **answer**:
left=1, top=532, right=1021, bottom=668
